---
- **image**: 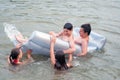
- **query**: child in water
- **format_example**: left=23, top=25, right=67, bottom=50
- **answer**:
left=50, top=35, right=72, bottom=70
left=8, top=48, right=32, bottom=65
left=49, top=23, right=75, bottom=68
left=8, top=32, right=32, bottom=65
left=74, top=23, right=91, bottom=56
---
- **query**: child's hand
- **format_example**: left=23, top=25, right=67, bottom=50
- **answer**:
left=49, top=31, right=55, bottom=36
left=50, top=35, right=56, bottom=44
left=16, top=43, right=22, bottom=48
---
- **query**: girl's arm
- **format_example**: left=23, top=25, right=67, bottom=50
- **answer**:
left=56, top=30, right=63, bottom=37
left=50, top=36, right=56, bottom=65
left=19, top=49, right=33, bottom=65
left=7, top=56, right=11, bottom=64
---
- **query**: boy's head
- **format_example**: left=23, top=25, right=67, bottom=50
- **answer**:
left=63, top=23, right=73, bottom=31
left=63, top=23, right=73, bottom=36
left=81, top=23, right=91, bottom=36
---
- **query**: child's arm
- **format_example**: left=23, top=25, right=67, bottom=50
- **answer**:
left=49, top=30, right=63, bottom=37
left=63, top=36, right=76, bottom=54
left=63, top=36, right=75, bottom=67
left=77, top=39, right=88, bottom=56
left=7, top=56, right=11, bottom=64
left=50, top=36, right=56, bottom=65
left=20, top=49, right=33, bottom=65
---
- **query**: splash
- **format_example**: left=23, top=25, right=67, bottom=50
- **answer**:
left=4, top=23, right=21, bottom=46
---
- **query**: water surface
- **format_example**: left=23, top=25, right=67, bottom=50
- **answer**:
left=0, top=0, right=120, bottom=80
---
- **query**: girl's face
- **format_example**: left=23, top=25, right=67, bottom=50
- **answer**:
left=63, top=29, right=72, bottom=36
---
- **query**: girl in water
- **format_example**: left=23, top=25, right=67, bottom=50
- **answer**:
left=8, top=48, right=32, bottom=65
left=50, top=35, right=72, bottom=70
left=8, top=32, right=32, bottom=65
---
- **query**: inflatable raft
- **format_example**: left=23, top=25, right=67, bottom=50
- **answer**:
left=4, top=23, right=106, bottom=56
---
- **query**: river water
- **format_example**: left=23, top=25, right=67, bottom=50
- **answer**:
left=0, top=0, right=120, bottom=80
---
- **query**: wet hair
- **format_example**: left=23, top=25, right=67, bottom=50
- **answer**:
left=9, top=48, right=20, bottom=65
left=63, top=23, right=73, bottom=31
left=81, top=23, right=91, bottom=35
left=55, top=51, right=68, bottom=70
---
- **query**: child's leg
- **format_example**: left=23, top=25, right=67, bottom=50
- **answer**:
left=15, top=33, right=28, bottom=44
left=15, top=33, right=24, bottom=43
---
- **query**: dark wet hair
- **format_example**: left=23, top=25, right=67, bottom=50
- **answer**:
left=9, top=48, right=20, bottom=65
left=63, top=23, right=73, bottom=31
left=81, top=23, right=91, bottom=35
left=55, top=51, right=68, bottom=70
